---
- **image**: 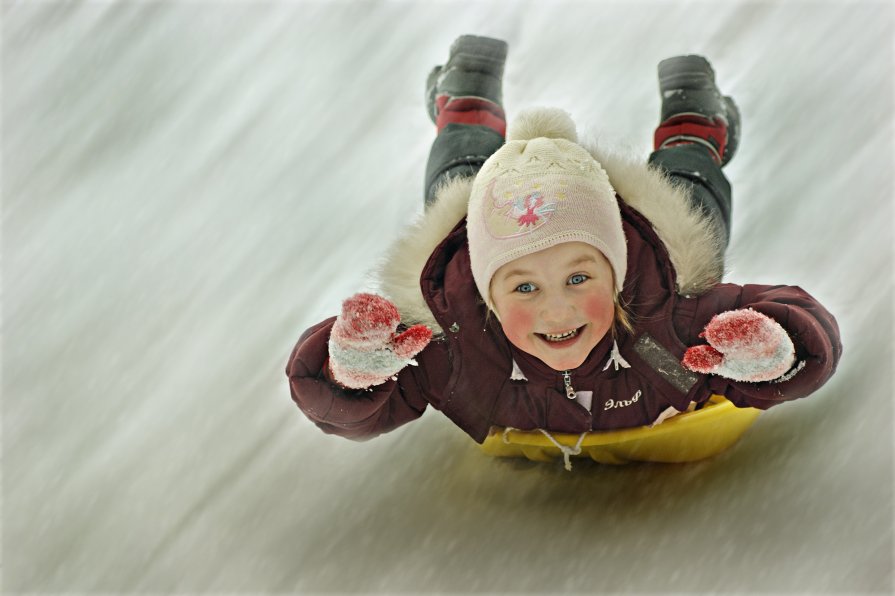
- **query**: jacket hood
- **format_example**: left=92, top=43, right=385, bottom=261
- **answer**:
left=374, top=141, right=725, bottom=335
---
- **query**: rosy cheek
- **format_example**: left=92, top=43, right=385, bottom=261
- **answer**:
left=500, top=304, right=535, bottom=342
left=584, top=292, right=615, bottom=327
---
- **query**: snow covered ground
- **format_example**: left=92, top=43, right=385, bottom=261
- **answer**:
left=5, top=1, right=893, bottom=592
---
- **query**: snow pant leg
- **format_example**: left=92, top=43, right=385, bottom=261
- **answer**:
left=424, top=123, right=505, bottom=208
left=648, top=144, right=732, bottom=247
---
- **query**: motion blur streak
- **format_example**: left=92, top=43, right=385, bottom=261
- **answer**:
left=4, top=2, right=892, bottom=592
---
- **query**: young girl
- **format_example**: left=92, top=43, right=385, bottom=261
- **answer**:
left=286, top=35, right=841, bottom=446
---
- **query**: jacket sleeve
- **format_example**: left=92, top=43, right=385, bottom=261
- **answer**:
left=285, top=317, right=446, bottom=441
left=674, top=283, right=842, bottom=409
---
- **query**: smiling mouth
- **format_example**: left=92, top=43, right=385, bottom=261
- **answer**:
left=537, top=325, right=586, bottom=344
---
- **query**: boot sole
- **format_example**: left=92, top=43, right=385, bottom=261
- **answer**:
left=658, top=55, right=715, bottom=90
left=427, top=36, right=508, bottom=122
left=658, top=55, right=725, bottom=122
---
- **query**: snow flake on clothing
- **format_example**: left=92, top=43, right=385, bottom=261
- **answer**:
left=510, top=359, right=528, bottom=381
left=603, top=340, right=632, bottom=371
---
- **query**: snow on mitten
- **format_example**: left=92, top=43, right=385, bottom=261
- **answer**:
left=328, top=293, right=433, bottom=389
left=682, top=308, right=795, bottom=382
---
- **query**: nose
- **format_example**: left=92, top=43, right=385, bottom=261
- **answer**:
left=540, top=291, right=576, bottom=327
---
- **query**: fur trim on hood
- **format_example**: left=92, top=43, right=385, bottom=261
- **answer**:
left=375, top=143, right=725, bottom=334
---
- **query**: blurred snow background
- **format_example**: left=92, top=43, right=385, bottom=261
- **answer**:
left=4, top=1, right=893, bottom=592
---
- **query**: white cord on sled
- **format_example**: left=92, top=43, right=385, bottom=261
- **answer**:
left=502, top=427, right=588, bottom=471
left=538, top=429, right=588, bottom=471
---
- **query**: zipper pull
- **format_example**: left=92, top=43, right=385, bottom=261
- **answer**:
left=562, top=370, right=576, bottom=400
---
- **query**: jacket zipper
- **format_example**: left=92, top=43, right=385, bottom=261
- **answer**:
left=562, top=370, right=576, bottom=399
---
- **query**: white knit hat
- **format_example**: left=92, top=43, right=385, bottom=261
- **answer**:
left=467, top=107, right=627, bottom=306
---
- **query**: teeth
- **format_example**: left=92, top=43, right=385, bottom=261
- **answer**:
left=543, top=328, right=578, bottom=342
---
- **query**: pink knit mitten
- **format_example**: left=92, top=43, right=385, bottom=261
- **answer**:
left=328, top=293, right=433, bottom=389
left=682, top=308, right=795, bottom=382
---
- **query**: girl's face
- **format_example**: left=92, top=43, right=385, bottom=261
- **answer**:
left=490, top=242, right=615, bottom=371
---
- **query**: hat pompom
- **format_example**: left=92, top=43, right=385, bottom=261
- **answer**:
left=506, top=107, right=578, bottom=143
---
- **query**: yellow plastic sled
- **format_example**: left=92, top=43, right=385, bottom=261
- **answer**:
left=480, top=395, right=761, bottom=467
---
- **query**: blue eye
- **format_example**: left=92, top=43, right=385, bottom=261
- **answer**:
left=569, top=274, right=589, bottom=285
left=515, top=282, right=537, bottom=294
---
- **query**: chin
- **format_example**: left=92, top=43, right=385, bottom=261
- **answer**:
left=541, top=354, right=588, bottom=372
left=534, top=338, right=593, bottom=372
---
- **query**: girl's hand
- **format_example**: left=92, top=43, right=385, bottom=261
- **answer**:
left=683, top=308, right=795, bottom=382
left=328, top=293, right=433, bottom=389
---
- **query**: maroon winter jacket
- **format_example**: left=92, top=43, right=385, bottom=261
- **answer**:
left=286, top=187, right=841, bottom=443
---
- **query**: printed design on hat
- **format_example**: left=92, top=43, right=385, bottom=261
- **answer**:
left=482, top=179, right=559, bottom=238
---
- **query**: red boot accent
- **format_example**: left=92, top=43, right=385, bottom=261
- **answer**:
left=654, top=114, right=728, bottom=164
left=435, top=95, right=506, bottom=137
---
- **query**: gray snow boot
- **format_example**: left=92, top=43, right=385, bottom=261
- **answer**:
left=655, top=55, right=740, bottom=166
left=426, top=35, right=508, bottom=123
